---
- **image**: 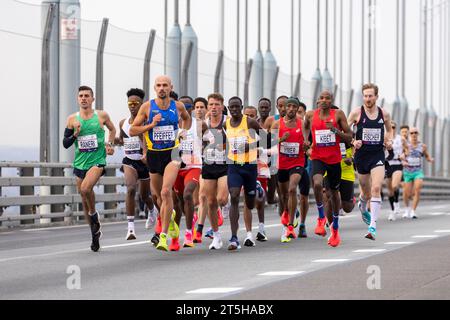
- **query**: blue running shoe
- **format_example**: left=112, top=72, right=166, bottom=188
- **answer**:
left=365, top=227, right=376, bottom=241
left=205, top=228, right=214, bottom=239
left=358, top=201, right=371, bottom=226
left=227, top=236, right=241, bottom=251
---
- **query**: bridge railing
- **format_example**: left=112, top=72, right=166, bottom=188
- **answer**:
left=1, top=161, right=450, bottom=229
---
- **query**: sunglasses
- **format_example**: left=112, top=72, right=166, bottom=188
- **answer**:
left=410, top=132, right=419, bottom=135
left=128, top=101, right=141, bottom=107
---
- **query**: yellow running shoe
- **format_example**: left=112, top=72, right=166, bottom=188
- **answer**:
left=168, top=210, right=180, bottom=239
left=156, top=233, right=168, bottom=251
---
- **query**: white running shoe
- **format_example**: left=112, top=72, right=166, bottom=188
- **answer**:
left=209, top=235, right=223, bottom=250
left=145, top=207, right=158, bottom=230
left=411, top=210, right=418, bottom=219
left=139, top=210, right=146, bottom=219
left=244, top=233, right=256, bottom=247
left=402, top=208, right=411, bottom=219
left=394, top=202, right=401, bottom=215
left=126, top=229, right=136, bottom=241
left=388, top=210, right=396, bottom=221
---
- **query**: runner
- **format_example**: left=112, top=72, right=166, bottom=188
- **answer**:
left=225, top=96, right=261, bottom=251
left=386, top=121, right=408, bottom=221
left=130, top=75, right=190, bottom=252
left=200, top=93, right=229, bottom=249
left=115, top=88, right=158, bottom=240
left=270, top=97, right=306, bottom=243
left=303, top=90, right=353, bottom=247
left=62, top=86, right=116, bottom=252
left=402, top=128, right=434, bottom=219
left=347, top=83, right=393, bottom=240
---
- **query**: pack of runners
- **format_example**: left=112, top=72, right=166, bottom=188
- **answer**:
left=63, top=77, right=434, bottom=252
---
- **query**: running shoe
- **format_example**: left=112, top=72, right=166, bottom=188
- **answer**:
left=156, top=234, right=169, bottom=251
left=209, top=235, right=223, bottom=250
left=169, top=237, right=180, bottom=251
left=151, top=233, right=160, bottom=246
left=411, top=210, right=418, bottom=219
left=139, top=210, right=146, bottom=220
left=293, top=209, right=300, bottom=228
left=394, top=202, right=401, bottom=215
left=222, top=203, right=230, bottom=219
left=168, top=210, right=180, bottom=239
left=314, top=217, right=327, bottom=237
left=183, top=230, right=195, bottom=248
left=359, top=203, right=371, bottom=226
left=388, top=211, right=396, bottom=221
left=280, top=227, right=291, bottom=243
left=298, top=224, right=308, bottom=238
left=244, top=234, right=256, bottom=247
left=286, top=225, right=297, bottom=239
left=193, top=230, right=203, bottom=243
left=227, top=236, right=241, bottom=251
left=365, top=227, right=376, bottom=241
left=256, top=231, right=268, bottom=242
left=327, top=224, right=341, bottom=247
left=217, top=208, right=224, bottom=227
left=90, top=221, right=102, bottom=252
left=126, top=229, right=136, bottom=241
left=281, top=210, right=289, bottom=226
left=155, top=215, right=162, bottom=234
left=145, top=207, right=158, bottom=229
left=402, top=208, right=410, bottom=219
left=205, top=228, right=214, bottom=239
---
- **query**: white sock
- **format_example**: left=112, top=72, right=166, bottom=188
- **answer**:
left=360, top=196, right=368, bottom=212
left=259, top=223, right=265, bottom=234
left=370, top=198, right=382, bottom=229
left=246, top=231, right=252, bottom=239
left=127, top=216, right=135, bottom=230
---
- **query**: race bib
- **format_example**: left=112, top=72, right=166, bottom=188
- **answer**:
left=78, top=134, right=98, bottom=152
left=180, top=140, right=194, bottom=154
left=206, top=149, right=226, bottom=163
left=280, top=142, right=300, bottom=158
left=315, top=130, right=336, bottom=147
left=153, top=125, right=175, bottom=142
left=123, top=137, right=141, bottom=155
left=229, top=136, right=247, bottom=154
left=407, top=157, right=421, bottom=167
left=340, top=143, right=347, bottom=158
left=362, top=128, right=382, bottom=145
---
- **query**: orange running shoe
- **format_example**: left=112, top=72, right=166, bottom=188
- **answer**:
left=183, top=230, right=195, bottom=248
left=155, top=215, right=162, bottom=234
left=314, top=217, right=327, bottom=237
left=192, top=212, right=198, bottom=235
left=281, top=211, right=289, bottom=226
left=217, top=208, right=224, bottom=227
left=327, top=224, right=341, bottom=247
left=193, top=230, right=202, bottom=243
left=169, top=237, right=180, bottom=251
left=286, top=225, right=297, bottom=239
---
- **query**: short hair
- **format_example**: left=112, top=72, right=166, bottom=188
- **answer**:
left=170, top=91, right=179, bottom=101
left=79, top=86, right=94, bottom=96
left=207, top=93, right=224, bottom=104
left=194, top=97, right=208, bottom=107
left=228, top=96, right=243, bottom=105
left=400, top=125, right=410, bottom=131
left=244, top=106, right=257, bottom=113
left=258, top=98, right=271, bottom=106
left=179, top=95, right=194, bottom=104
left=276, top=95, right=288, bottom=104
left=299, top=102, right=307, bottom=111
left=362, top=83, right=379, bottom=96
left=127, top=88, right=145, bottom=100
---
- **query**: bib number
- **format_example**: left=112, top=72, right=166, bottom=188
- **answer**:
left=407, top=157, right=421, bottom=167
left=123, top=137, right=141, bottom=155
left=340, top=143, right=347, bottom=159
left=362, top=128, right=382, bottom=145
left=78, top=134, right=98, bottom=152
left=153, top=125, right=175, bottom=142
left=229, top=137, right=247, bottom=154
left=315, top=130, right=336, bottom=147
left=280, top=142, right=300, bottom=158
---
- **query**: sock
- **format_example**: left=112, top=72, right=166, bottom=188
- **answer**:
left=359, top=196, right=368, bottom=212
left=246, top=231, right=252, bottom=239
left=300, top=223, right=305, bottom=227
left=369, top=197, right=382, bottom=229
left=89, top=211, right=99, bottom=224
left=197, top=224, right=204, bottom=233
left=259, top=223, right=265, bottom=234
left=394, top=189, right=400, bottom=203
left=332, top=214, right=339, bottom=230
left=388, top=196, right=395, bottom=211
left=127, top=216, right=135, bottom=230
left=317, top=203, right=325, bottom=219
left=213, top=231, right=221, bottom=239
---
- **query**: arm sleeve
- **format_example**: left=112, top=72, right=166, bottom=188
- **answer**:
left=63, top=128, right=76, bottom=149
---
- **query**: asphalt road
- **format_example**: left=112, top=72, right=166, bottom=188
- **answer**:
left=1, top=201, right=450, bottom=300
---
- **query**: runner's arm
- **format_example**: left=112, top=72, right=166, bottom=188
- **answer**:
left=422, top=144, right=434, bottom=163
left=334, top=110, right=353, bottom=143
left=63, top=115, right=78, bottom=149
left=130, top=102, right=158, bottom=136
left=114, top=119, right=126, bottom=146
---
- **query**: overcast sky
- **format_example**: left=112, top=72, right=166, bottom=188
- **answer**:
left=1, top=0, right=448, bottom=148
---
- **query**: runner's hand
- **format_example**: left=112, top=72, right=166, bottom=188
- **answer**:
left=73, top=120, right=81, bottom=137
left=152, top=113, right=162, bottom=126
left=353, top=140, right=362, bottom=150
left=106, top=143, right=114, bottom=155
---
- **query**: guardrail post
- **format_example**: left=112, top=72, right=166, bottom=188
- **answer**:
left=214, top=50, right=224, bottom=94
left=51, top=167, right=65, bottom=223
left=143, top=29, right=156, bottom=101
left=270, top=66, right=279, bottom=114
left=103, top=167, right=117, bottom=219
left=181, top=41, right=193, bottom=96
left=95, top=18, right=109, bottom=110
left=243, top=59, right=253, bottom=107
left=19, top=167, right=35, bottom=225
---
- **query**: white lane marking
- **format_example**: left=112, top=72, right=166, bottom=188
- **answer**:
left=434, top=230, right=450, bottom=233
left=430, top=205, right=449, bottom=210
left=102, top=241, right=150, bottom=249
left=385, top=242, right=415, bottom=245
left=411, top=235, right=439, bottom=239
left=186, top=288, right=243, bottom=294
left=353, top=249, right=386, bottom=253
left=258, top=271, right=305, bottom=276
left=429, top=212, right=446, bottom=216
left=21, top=220, right=139, bottom=232
left=340, top=214, right=357, bottom=219
left=312, top=259, right=350, bottom=263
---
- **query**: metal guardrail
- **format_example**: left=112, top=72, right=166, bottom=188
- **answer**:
left=1, top=161, right=450, bottom=228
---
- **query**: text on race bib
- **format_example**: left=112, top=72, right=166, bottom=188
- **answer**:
left=340, top=143, right=347, bottom=158
left=362, top=128, right=382, bottom=145
left=280, top=142, right=300, bottom=157
left=123, top=137, right=141, bottom=155
left=407, top=157, right=422, bottom=167
left=315, top=129, right=336, bottom=147
left=153, top=125, right=175, bottom=142
left=206, top=148, right=226, bottom=163
left=78, top=134, right=98, bottom=152
left=180, top=140, right=194, bottom=153
left=229, top=136, right=248, bottom=154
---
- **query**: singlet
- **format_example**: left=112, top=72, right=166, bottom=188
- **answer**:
left=278, top=117, right=305, bottom=170
left=310, top=109, right=341, bottom=165
left=404, top=142, right=424, bottom=173
left=203, top=115, right=228, bottom=166
left=340, top=143, right=355, bottom=182
left=74, top=111, right=106, bottom=170
left=355, top=106, right=385, bottom=154
left=388, top=134, right=403, bottom=166
left=226, top=115, right=257, bottom=164
left=145, top=99, right=179, bottom=151
left=179, top=117, right=203, bottom=170
left=121, top=116, right=144, bottom=161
